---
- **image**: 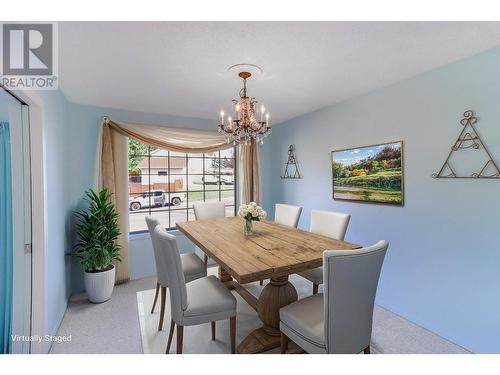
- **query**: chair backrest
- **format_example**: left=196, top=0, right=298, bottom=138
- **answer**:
left=323, top=240, right=388, bottom=353
left=193, top=201, right=226, bottom=220
left=310, top=209, right=350, bottom=240
left=274, top=203, right=302, bottom=228
left=153, top=225, right=188, bottom=323
left=145, top=217, right=169, bottom=286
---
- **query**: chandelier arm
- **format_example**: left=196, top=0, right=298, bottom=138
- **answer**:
left=249, top=122, right=265, bottom=132
left=221, top=125, right=235, bottom=134
left=248, top=124, right=259, bottom=132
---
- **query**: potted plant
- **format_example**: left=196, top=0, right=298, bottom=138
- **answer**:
left=238, top=202, right=267, bottom=235
left=70, top=189, right=122, bottom=303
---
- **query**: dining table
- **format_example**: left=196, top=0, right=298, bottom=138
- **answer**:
left=176, top=216, right=361, bottom=353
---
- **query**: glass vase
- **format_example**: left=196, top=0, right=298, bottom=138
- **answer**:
left=244, top=218, right=253, bottom=236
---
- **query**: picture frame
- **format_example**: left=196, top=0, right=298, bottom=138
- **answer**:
left=331, top=141, right=404, bottom=206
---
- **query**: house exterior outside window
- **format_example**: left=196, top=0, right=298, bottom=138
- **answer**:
left=128, top=143, right=236, bottom=233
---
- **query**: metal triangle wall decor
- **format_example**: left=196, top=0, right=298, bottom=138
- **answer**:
left=281, top=144, right=302, bottom=179
left=433, top=110, right=500, bottom=179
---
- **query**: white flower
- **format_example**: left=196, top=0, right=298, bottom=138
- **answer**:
left=240, top=202, right=266, bottom=220
left=239, top=204, right=250, bottom=218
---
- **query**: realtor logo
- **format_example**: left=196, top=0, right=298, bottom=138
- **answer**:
left=1, top=22, right=58, bottom=90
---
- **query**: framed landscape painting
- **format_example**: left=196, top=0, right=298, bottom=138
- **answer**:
left=332, top=141, right=404, bottom=205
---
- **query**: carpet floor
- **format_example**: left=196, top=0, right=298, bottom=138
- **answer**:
left=51, top=267, right=469, bottom=354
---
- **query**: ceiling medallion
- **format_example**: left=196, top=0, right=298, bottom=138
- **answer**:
left=218, top=71, right=271, bottom=145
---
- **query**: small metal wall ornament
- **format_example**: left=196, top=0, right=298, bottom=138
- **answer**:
left=281, top=144, right=301, bottom=179
left=433, top=110, right=500, bottom=179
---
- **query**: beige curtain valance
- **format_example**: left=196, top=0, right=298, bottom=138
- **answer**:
left=94, top=116, right=243, bottom=283
left=103, top=117, right=232, bottom=153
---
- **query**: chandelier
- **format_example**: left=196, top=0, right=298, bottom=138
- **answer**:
left=218, top=71, right=271, bottom=145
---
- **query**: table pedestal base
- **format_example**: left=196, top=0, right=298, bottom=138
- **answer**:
left=237, top=275, right=298, bottom=354
left=236, top=327, right=283, bottom=354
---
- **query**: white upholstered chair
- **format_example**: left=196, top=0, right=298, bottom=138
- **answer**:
left=193, top=201, right=226, bottom=266
left=274, top=203, right=302, bottom=228
left=297, top=209, right=351, bottom=294
left=258, top=203, right=303, bottom=286
left=280, top=240, right=388, bottom=354
left=153, top=225, right=237, bottom=354
left=145, top=217, right=207, bottom=331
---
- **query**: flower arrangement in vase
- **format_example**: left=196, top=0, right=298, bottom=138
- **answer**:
left=238, top=202, right=267, bottom=235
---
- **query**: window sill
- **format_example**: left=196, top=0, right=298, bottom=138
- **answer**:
left=129, top=231, right=150, bottom=241
left=129, top=228, right=182, bottom=241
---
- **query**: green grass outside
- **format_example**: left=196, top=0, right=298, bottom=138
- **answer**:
left=188, top=188, right=234, bottom=202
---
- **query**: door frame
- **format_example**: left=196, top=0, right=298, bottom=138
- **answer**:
left=6, top=94, right=32, bottom=354
left=2, top=87, right=49, bottom=354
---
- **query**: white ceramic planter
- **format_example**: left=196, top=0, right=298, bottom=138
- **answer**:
left=84, top=265, right=115, bottom=303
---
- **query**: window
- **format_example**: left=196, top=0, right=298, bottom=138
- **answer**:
left=128, top=139, right=237, bottom=233
left=129, top=175, right=142, bottom=184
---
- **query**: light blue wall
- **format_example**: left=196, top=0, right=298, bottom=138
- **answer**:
left=65, top=103, right=216, bottom=292
left=261, top=47, right=500, bottom=353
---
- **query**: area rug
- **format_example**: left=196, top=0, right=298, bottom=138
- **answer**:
left=137, top=267, right=468, bottom=354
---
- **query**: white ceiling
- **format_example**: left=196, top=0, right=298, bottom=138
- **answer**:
left=59, top=22, right=500, bottom=125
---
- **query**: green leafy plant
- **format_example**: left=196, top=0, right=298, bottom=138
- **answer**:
left=128, top=138, right=157, bottom=172
left=70, top=189, right=122, bottom=272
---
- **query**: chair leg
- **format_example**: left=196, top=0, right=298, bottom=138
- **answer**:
left=211, top=321, right=216, bottom=340
left=151, top=282, right=160, bottom=314
left=204, top=254, right=208, bottom=266
left=176, top=325, right=184, bottom=354
left=281, top=332, right=289, bottom=354
left=259, top=280, right=264, bottom=286
left=312, top=283, right=319, bottom=295
left=364, top=345, right=370, bottom=354
left=165, top=320, right=175, bottom=354
left=158, top=287, right=166, bottom=331
left=230, top=316, right=236, bottom=354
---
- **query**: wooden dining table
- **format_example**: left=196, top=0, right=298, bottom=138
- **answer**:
left=177, top=216, right=361, bottom=354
